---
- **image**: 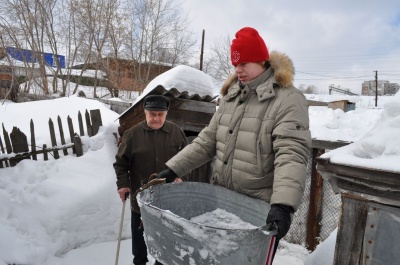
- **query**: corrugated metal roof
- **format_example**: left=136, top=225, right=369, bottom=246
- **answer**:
left=117, top=85, right=218, bottom=120
left=153, top=86, right=217, bottom=102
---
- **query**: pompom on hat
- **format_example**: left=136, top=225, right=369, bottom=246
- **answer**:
left=230, top=27, right=269, bottom=66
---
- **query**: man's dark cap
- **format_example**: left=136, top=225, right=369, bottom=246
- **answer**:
left=143, top=95, right=170, bottom=111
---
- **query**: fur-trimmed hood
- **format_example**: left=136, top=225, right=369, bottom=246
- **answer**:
left=220, top=51, right=294, bottom=96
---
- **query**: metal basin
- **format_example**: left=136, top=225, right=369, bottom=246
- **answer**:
left=138, top=182, right=276, bottom=265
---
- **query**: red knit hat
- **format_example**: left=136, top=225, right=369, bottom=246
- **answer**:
left=230, top=27, right=269, bottom=66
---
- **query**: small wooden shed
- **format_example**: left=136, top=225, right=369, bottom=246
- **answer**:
left=317, top=158, right=400, bottom=265
left=328, top=100, right=355, bottom=112
left=0, top=65, right=19, bottom=101
left=117, top=85, right=217, bottom=183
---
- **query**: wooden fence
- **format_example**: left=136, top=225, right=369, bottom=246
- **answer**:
left=0, top=109, right=103, bottom=168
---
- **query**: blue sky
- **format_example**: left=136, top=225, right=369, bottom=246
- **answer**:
left=182, top=0, right=400, bottom=94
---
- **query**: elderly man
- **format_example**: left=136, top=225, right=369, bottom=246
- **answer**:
left=113, top=95, right=188, bottom=265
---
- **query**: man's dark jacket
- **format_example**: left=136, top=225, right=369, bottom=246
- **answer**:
left=114, top=120, right=188, bottom=207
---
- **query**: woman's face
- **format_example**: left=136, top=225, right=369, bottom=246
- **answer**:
left=144, top=110, right=167, bottom=130
left=234, top=62, right=265, bottom=84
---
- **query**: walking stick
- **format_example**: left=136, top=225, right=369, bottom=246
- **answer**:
left=115, top=192, right=129, bottom=265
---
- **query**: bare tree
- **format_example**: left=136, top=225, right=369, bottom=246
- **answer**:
left=0, top=0, right=197, bottom=99
left=103, top=1, right=130, bottom=97
left=0, top=0, right=52, bottom=94
left=69, top=0, right=113, bottom=97
left=303, top=85, right=319, bottom=94
left=125, top=0, right=196, bottom=91
left=204, top=33, right=234, bottom=83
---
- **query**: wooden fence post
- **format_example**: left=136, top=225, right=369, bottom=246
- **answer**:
left=74, top=133, right=83, bottom=157
left=43, top=144, right=48, bottom=161
left=90, top=109, right=102, bottom=135
left=2, top=123, right=12, bottom=154
left=0, top=136, right=4, bottom=168
left=67, top=116, right=76, bottom=154
left=57, top=116, right=68, bottom=156
left=30, top=119, right=37, bottom=160
left=48, top=118, right=60, bottom=159
left=306, top=148, right=325, bottom=251
left=85, top=110, right=93, bottom=137
left=10, top=127, right=29, bottom=165
left=78, top=111, right=85, bottom=136
left=0, top=135, right=9, bottom=168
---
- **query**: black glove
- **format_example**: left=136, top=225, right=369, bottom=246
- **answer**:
left=266, top=204, right=293, bottom=240
left=158, top=168, right=178, bottom=183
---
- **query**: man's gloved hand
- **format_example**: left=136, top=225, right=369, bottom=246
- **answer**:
left=266, top=204, right=294, bottom=240
left=157, top=168, right=178, bottom=183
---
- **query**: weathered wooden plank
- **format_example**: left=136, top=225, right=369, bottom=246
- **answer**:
left=43, top=144, right=48, bottom=161
left=85, top=110, right=93, bottom=137
left=90, top=109, right=103, bottom=135
left=10, top=127, right=29, bottom=165
left=30, top=119, right=37, bottom=160
left=333, top=194, right=369, bottom=265
left=312, top=139, right=351, bottom=150
left=10, top=127, right=29, bottom=153
left=57, top=116, right=68, bottom=156
left=48, top=119, right=60, bottom=159
left=306, top=148, right=324, bottom=251
left=172, top=121, right=209, bottom=134
left=0, top=135, right=5, bottom=154
left=67, top=116, right=76, bottom=154
left=2, top=123, right=12, bottom=154
left=167, top=109, right=214, bottom=126
left=78, top=111, right=85, bottom=136
left=74, top=133, right=83, bottom=157
left=169, top=97, right=216, bottom=114
left=0, top=135, right=9, bottom=167
left=0, top=135, right=3, bottom=168
left=336, top=178, right=400, bottom=202
left=317, top=157, right=400, bottom=188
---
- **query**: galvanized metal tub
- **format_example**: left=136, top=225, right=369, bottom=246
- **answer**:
left=137, top=182, right=276, bottom=265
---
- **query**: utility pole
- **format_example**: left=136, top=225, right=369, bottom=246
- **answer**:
left=199, top=30, right=205, bottom=71
left=375, top=70, right=378, bottom=107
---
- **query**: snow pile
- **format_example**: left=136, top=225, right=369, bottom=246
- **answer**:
left=190, top=208, right=258, bottom=230
left=322, top=91, right=400, bottom=172
left=0, top=98, right=123, bottom=265
left=309, top=106, right=383, bottom=142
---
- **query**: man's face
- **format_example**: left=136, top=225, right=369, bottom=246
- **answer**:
left=144, top=110, right=168, bottom=130
left=234, top=62, right=265, bottom=84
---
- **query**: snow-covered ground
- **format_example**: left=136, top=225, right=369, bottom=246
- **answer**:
left=1, top=66, right=399, bottom=265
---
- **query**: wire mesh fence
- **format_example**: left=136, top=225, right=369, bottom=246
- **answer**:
left=283, top=151, right=341, bottom=248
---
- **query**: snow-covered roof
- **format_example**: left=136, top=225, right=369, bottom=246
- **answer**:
left=118, top=65, right=217, bottom=118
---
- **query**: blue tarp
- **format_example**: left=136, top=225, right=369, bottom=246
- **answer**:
left=6, top=47, right=65, bottom=68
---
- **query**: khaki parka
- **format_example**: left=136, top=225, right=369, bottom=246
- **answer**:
left=166, top=51, right=311, bottom=211
left=114, top=120, right=187, bottom=207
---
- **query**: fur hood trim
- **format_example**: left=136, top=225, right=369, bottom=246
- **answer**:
left=220, top=51, right=294, bottom=96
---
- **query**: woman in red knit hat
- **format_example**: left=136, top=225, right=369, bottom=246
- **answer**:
left=155, top=27, right=311, bottom=264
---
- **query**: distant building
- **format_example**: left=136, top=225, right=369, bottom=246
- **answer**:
left=0, top=65, right=19, bottom=101
left=386, top=82, right=400, bottom=95
left=362, top=80, right=399, bottom=96
left=73, top=57, right=173, bottom=93
left=328, top=100, right=356, bottom=112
